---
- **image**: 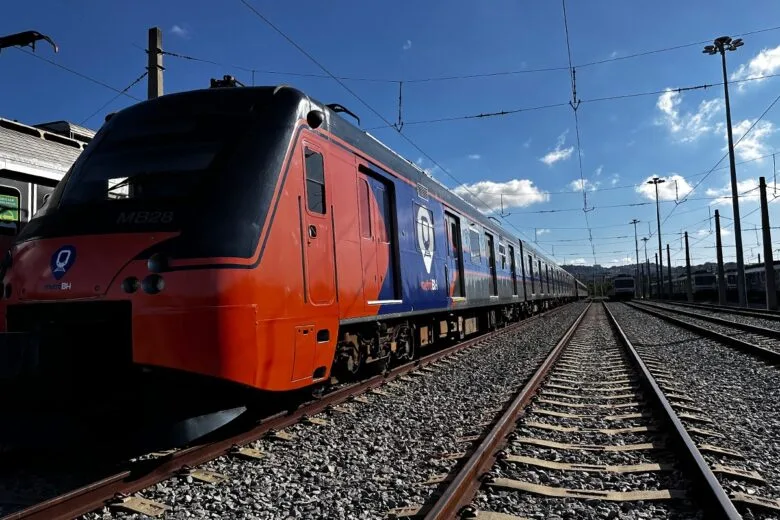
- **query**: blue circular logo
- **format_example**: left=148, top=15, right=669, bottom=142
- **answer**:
left=51, top=245, right=76, bottom=280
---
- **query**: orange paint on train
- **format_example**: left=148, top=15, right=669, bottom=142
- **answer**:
left=4, top=124, right=388, bottom=391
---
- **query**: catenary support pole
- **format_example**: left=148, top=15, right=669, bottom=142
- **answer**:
left=666, top=244, right=672, bottom=299
left=147, top=27, right=163, bottom=99
left=759, top=176, right=777, bottom=310
left=685, top=232, right=693, bottom=302
left=715, top=209, right=727, bottom=304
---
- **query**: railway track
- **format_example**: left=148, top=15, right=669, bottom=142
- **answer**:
left=628, top=301, right=780, bottom=364
left=416, top=302, right=745, bottom=520
left=0, top=302, right=584, bottom=520
left=659, top=300, right=780, bottom=322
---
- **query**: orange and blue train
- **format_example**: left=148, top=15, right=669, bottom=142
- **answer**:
left=0, top=83, right=587, bottom=397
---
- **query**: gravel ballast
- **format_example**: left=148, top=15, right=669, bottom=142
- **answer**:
left=471, top=303, right=703, bottom=520
left=82, top=302, right=589, bottom=520
left=608, top=302, right=780, bottom=520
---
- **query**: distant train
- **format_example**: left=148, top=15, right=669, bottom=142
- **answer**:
left=607, top=274, right=635, bottom=300
left=671, top=270, right=718, bottom=301
left=725, top=261, right=780, bottom=303
left=0, top=83, right=589, bottom=408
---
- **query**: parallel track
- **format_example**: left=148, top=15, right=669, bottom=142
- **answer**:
left=419, top=302, right=742, bottom=520
left=0, top=303, right=579, bottom=520
left=629, top=300, right=780, bottom=364
left=660, top=299, right=780, bottom=321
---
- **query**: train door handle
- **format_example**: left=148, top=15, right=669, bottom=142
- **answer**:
left=308, top=225, right=317, bottom=238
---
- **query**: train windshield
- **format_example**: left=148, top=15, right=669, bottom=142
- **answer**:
left=614, top=279, right=634, bottom=288
left=695, top=274, right=716, bottom=285
left=57, top=108, right=254, bottom=206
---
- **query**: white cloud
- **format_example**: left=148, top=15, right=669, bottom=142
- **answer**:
left=727, top=119, right=775, bottom=162
left=467, top=154, right=481, bottom=160
left=731, top=45, right=780, bottom=91
left=611, top=174, right=620, bottom=186
left=523, top=138, right=532, bottom=148
left=171, top=24, right=190, bottom=38
left=699, top=227, right=731, bottom=237
left=594, top=165, right=603, bottom=177
left=656, top=89, right=723, bottom=143
left=705, top=178, right=780, bottom=206
left=536, top=228, right=551, bottom=236
left=540, top=130, right=574, bottom=166
left=569, top=179, right=597, bottom=191
left=402, top=40, right=412, bottom=51
left=453, top=179, right=549, bottom=211
left=609, top=51, right=619, bottom=59
left=636, top=174, right=693, bottom=202
left=570, top=258, right=587, bottom=265
left=606, top=257, right=633, bottom=266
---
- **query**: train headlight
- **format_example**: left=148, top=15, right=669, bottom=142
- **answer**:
left=147, top=253, right=169, bottom=274
left=121, top=277, right=140, bottom=294
left=141, top=274, right=165, bottom=294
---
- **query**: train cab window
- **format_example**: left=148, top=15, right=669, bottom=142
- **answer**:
left=358, top=178, right=371, bottom=238
left=498, top=244, right=506, bottom=269
left=375, top=185, right=392, bottom=243
left=0, top=186, right=21, bottom=236
left=305, top=149, right=326, bottom=214
left=469, top=228, right=481, bottom=262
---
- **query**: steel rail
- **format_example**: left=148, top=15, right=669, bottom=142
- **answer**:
left=422, top=302, right=592, bottom=520
left=1, top=303, right=579, bottom=520
left=642, top=301, right=780, bottom=339
left=628, top=301, right=780, bottom=364
left=660, top=299, right=780, bottom=321
left=604, top=303, right=742, bottom=520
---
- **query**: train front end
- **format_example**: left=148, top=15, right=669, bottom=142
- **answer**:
left=0, top=86, right=315, bottom=448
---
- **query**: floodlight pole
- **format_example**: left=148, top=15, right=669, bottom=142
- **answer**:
left=704, top=35, right=747, bottom=306
left=648, top=177, right=666, bottom=299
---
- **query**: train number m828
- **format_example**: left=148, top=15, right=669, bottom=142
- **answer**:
left=116, top=211, right=174, bottom=225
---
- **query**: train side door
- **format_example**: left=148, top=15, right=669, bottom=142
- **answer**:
left=508, top=244, right=518, bottom=295
left=301, top=147, right=336, bottom=305
left=444, top=212, right=465, bottom=297
left=485, top=233, right=498, bottom=296
left=358, top=169, right=399, bottom=303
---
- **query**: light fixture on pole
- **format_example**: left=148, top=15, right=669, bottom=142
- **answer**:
left=647, top=177, right=666, bottom=298
left=704, top=35, right=747, bottom=307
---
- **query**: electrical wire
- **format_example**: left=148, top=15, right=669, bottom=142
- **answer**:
left=14, top=47, right=142, bottom=100
left=237, top=0, right=557, bottom=259
left=80, top=71, right=148, bottom=125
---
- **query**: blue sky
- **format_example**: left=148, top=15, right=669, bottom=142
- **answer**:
left=3, top=0, right=780, bottom=268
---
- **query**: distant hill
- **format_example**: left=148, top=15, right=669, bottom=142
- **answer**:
left=562, top=261, right=739, bottom=282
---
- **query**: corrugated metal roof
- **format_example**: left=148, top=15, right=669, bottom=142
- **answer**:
left=0, top=118, right=88, bottom=181
left=34, top=120, right=96, bottom=143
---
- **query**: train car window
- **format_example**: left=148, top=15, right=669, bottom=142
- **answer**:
left=498, top=243, right=506, bottom=269
left=35, top=185, right=55, bottom=214
left=0, top=185, right=21, bottom=236
left=375, top=185, right=392, bottom=243
left=305, top=149, right=326, bottom=214
left=528, top=255, right=535, bottom=293
left=358, top=178, right=371, bottom=238
left=538, top=260, right=543, bottom=292
left=469, top=228, right=481, bottom=262
left=545, top=265, right=550, bottom=293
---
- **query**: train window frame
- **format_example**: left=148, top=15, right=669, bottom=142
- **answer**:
left=0, top=185, right=22, bottom=236
left=304, top=147, right=326, bottom=215
left=357, top=177, right=372, bottom=239
left=469, top=226, right=481, bottom=263
left=498, top=243, right=506, bottom=270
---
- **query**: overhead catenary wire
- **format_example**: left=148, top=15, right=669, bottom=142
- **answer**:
left=14, top=47, right=142, bottom=101
left=80, top=71, right=148, bottom=125
left=236, top=0, right=558, bottom=260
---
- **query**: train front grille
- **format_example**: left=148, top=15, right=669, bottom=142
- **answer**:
left=6, top=301, right=133, bottom=378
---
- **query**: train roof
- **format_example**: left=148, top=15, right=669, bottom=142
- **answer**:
left=33, top=120, right=96, bottom=144
left=0, top=117, right=90, bottom=183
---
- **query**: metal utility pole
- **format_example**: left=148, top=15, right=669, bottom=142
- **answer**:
left=666, top=244, right=672, bottom=298
left=655, top=252, right=660, bottom=298
left=631, top=219, right=641, bottom=298
left=648, top=177, right=666, bottom=298
left=704, top=35, right=747, bottom=306
left=147, top=27, right=164, bottom=99
left=759, top=176, right=777, bottom=310
left=642, top=237, right=650, bottom=299
left=685, top=231, right=693, bottom=302
left=715, top=209, right=727, bottom=304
